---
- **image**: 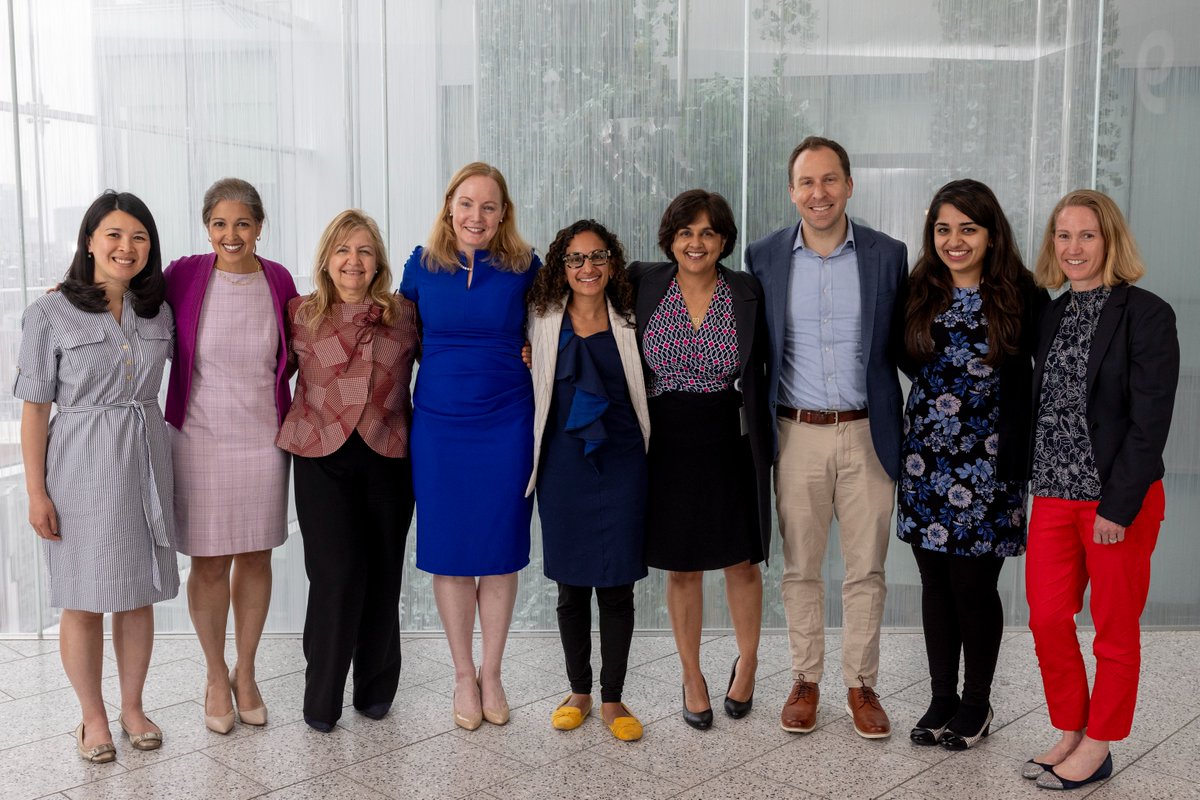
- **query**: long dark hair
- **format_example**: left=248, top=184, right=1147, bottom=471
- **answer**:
left=61, top=190, right=166, bottom=318
left=528, top=219, right=634, bottom=321
left=904, top=179, right=1030, bottom=366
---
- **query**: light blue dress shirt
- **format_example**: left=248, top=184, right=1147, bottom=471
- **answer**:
left=778, top=221, right=868, bottom=411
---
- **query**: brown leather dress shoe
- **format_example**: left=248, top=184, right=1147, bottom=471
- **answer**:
left=846, top=683, right=891, bottom=739
left=780, top=678, right=820, bottom=733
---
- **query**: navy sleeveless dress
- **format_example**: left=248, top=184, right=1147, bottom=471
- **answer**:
left=536, top=315, right=647, bottom=587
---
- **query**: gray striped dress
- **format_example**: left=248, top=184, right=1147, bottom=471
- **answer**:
left=14, top=291, right=180, bottom=612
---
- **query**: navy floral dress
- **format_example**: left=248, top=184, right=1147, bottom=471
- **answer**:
left=897, top=287, right=1028, bottom=557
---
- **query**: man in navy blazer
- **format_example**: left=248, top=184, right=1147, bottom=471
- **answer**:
left=745, top=136, right=908, bottom=739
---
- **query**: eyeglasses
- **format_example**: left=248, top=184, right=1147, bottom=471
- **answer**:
left=563, top=250, right=611, bottom=269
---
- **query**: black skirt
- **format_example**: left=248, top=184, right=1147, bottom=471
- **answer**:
left=644, top=389, right=764, bottom=571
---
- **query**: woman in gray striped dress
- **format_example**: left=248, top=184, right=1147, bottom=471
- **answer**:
left=16, top=191, right=179, bottom=763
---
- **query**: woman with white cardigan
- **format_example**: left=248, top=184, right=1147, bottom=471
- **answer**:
left=525, top=219, right=650, bottom=742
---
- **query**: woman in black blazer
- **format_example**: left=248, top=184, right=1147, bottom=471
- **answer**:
left=1024, top=190, right=1179, bottom=791
left=628, top=189, right=772, bottom=730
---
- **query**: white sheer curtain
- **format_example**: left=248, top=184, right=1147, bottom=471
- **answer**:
left=0, top=0, right=1195, bottom=633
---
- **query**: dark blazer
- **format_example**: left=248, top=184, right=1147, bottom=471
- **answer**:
left=899, top=275, right=1050, bottom=482
left=1032, top=282, right=1179, bottom=526
left=744, top=220, right=909, bottom=480
left=628, top=260, right=773, bottom=560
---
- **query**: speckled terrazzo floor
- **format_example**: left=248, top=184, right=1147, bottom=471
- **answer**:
left=0, top=631, right=1197, bottom=799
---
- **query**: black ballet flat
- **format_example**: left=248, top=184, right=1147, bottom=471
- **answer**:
left=1036, top=753, right=1113, bottom=790
left=682, top=681, right=713, bottom=730
left=723, top=656, right=754, bottom=719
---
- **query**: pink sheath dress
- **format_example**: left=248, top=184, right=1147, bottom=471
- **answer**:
left=172, top=270, right=288, bottom=556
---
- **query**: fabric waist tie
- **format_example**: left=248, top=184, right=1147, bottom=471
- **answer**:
left=56, top=398, right=169, bottom=591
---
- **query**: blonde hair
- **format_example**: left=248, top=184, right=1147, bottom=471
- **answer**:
left=422, top=161, right=534, bottom=273
left=1034, top=189, right=1146, bottom=290
left=295, top=209, right=400, bottom=327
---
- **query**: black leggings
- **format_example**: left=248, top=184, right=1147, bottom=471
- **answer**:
left=912, top=545, right=1005, bottom=708
left=556, top=582, right=635, bottom=704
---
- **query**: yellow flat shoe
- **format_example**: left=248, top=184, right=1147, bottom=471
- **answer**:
left=551, top=694, right=593, bottom=731
left=75, top=722, right=116, bottom=764
left=118, top=714, right=163, bottom=751
left=607, top=704, right=643, bottom=741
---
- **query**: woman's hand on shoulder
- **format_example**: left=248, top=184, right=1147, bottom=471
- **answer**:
left=521, top=340, right=532, bottom=369
left=28, top=492, right=59, bottom=540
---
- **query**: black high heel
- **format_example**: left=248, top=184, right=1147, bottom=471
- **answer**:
left=910, top=694, right=959, bottom=746
left=682, top=679, right=713, bottom=730
left=723, top=655, right=754, bottom=718
left=938, top=703, right=993, bottom=751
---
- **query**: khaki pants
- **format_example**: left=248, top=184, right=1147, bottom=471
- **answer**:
left=775, top=417, right=894, bottom=687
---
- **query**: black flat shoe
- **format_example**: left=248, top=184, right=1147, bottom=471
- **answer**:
left=938, top=704, right=992, bottom=751
left=910, top=694, right=959, bottom=746
left=723, top=656, right=754, bottom=719
left=682, top=681, right=713, bottom=730
left=303, top=714, right=334, bottom=733
left=1023, top=759, right=1055, bottom=779
left=1036, top=753, right=1113, bottom=790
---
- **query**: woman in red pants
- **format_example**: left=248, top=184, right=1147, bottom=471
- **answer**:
left=1024, top=189, right=1179, bottom=791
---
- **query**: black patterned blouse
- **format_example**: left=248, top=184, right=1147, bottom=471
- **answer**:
left=642, top=275, right=740, bottom=397
left=1031, top=286, right=1110, bottom=500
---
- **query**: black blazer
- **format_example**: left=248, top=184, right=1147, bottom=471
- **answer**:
left=1032, top=283, right=1179, bottom=526
left=899, top=276, right=1050, bottom=482
left=628, top=260, right=773, bottom=560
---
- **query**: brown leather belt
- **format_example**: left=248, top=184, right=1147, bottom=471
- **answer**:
left=776, top=405, right=868, bottom=424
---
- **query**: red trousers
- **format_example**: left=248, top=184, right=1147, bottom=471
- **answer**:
left=1025, top=482, right=1164, bottom=741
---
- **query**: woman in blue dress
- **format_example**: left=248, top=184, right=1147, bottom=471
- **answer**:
left=400, top=162, right=540, bottom=730
left=526, top=220, right=650, bottom=741
left=897, top=179, right=1047, bottom=750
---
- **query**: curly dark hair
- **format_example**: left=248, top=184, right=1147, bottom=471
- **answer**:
left=528, top=219, right=634, bottom=321
left=904, top=179, right=1032, bottom=366
left=61, top=190, right=166, bottom=319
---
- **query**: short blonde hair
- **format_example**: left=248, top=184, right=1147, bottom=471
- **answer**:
left=296, top=209, right=400, bottom=327
left=1034, top=189, right=1145, bottom=290
left=422, top=161, right=533, bottom=274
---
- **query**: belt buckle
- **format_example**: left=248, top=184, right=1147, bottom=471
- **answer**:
left=830, top=409, right=839, bottom=424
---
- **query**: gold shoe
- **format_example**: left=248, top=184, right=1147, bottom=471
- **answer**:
left=478, top=669, right=509, bottom=726
left=230, top=668, right=267, bottom=726
left=204, top=686, right=236, bottom=735
left=75, top=721, right=116, bottom=764
left=551, top=694, right=592, bottom=731
left=452, top=687, right=483, bottom=731
left=118, top=714, right=163, bottom=751
left=607, top=704, right=644, bottom=742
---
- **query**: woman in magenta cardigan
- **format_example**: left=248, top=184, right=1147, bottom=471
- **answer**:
left=163, top=178, right=298, bottom=734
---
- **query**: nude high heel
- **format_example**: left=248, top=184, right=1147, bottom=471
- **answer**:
left=230, top=667, right=267, bottom=726
left=204, top=684, right=236, bottom=735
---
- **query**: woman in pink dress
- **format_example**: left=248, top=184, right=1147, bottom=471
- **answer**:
left=164, top=178, right=298, bottom=734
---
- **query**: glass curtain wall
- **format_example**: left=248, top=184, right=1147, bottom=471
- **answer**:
left=0, top=0, right=1196, bottom=634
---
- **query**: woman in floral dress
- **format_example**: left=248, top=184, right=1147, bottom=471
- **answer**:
left=897, top=180, right=1046, bottom=751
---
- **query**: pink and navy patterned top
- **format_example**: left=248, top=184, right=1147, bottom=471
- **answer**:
left=643, top=275, right=740, bottom=397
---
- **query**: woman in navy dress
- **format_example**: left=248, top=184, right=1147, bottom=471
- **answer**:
left=399, top=162, right=540, bottom=730
left=897, top=179, right=1046, bottom=750
left=526, top=220, right=650, bottom=741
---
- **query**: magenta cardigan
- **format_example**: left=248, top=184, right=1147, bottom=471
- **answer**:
left=163, top=252, right=299, bottom=429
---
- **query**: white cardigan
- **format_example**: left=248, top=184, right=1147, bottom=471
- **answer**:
left=525, top=296, right=651, bottom=497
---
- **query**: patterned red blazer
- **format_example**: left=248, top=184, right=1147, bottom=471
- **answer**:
left=275, top=296, right=418, bottom=458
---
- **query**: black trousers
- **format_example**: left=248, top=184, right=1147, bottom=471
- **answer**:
left=557, top=582, right=635, bottom=704
left=912, top=545, right=1005, bottom=708
left=294, top=432, right=414, bottom=724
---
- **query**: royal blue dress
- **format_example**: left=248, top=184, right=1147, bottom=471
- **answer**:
left=536, top=315, right=648, bottom=588
left=400, top=247, right=540, bottom=576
